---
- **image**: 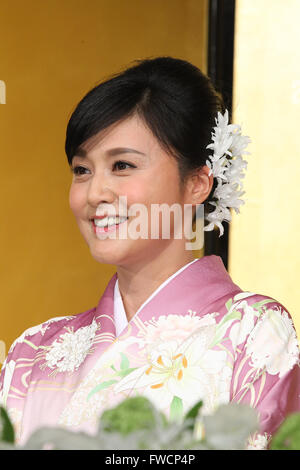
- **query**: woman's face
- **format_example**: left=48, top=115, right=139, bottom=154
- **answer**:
left=69, top=114, right=197, bottom=267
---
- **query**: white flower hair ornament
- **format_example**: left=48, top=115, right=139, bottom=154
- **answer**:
left=204, top=109, right=251, bottom=237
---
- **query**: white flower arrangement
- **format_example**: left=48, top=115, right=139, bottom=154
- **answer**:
left=204, top=110, right=251, bottom=236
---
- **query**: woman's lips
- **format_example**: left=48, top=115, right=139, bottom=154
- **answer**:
left=91, top=218, right=128, bottom=234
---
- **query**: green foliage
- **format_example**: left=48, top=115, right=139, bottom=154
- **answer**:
left=100, top=396, right=162, bottom=435
left=183, top=400, right=203, bottom=429
left=1, top=398, right=299, bottom=451
left=270, top=413, right=300, bottom=450
left=0, top=407, right=15, bottom=444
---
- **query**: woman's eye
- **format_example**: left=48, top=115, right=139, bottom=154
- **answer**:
left=113, top=160, right=135, bottom=171
left=72, top=166, right=89, bottom=175
left=71, top=161, right=135, bottom=175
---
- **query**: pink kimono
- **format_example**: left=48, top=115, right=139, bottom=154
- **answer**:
left=0, top=255, right=299, bottom=449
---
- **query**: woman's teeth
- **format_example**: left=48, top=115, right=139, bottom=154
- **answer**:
left=94, top=216, right=128, bottom=228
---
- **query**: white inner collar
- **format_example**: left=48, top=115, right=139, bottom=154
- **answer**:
left=113, top=258, right=199, bottom=336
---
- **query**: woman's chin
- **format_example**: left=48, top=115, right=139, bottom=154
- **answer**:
left=89, top=242, right=132, bottom=266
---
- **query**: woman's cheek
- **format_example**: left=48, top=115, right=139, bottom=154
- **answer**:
left=122, top=183, right=150, bottom=206
left=69, top=185, right=85, bottom=217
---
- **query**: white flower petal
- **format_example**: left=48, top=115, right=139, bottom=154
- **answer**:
left=205, top=109, right=250, bottom=236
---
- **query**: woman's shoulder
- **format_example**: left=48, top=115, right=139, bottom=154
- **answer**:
left=229, top=290, right=290, bottom=312
left=218, top=289, right=298, bottom=340
left=4, top=306, right=97, bottom=361
left=0, top=306, right=98, bottom=406
left=225, top=290, right=299, bottom=356
left=226, top=290, right=297, bottom=327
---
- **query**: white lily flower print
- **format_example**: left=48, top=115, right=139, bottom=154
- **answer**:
left=245, top=307, right=299, bottom=377
left=114, top=324, right=228, bottom=415
left=229, top=301, right=257, bottom=349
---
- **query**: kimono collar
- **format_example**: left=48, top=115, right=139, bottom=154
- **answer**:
left=114, top=258, right=199, bottom=335
left=95, top=255, right=241, bottom=334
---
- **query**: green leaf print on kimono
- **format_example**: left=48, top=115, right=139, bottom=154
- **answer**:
left=87, top=352, right=138, bottom=401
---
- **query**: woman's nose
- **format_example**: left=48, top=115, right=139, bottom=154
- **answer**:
left=87, top=172, right=116, bottom=207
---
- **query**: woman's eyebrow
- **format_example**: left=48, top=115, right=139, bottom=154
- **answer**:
left=106, top=147, right=146, bottom=157
left=74, top=147, right=146, bottom=158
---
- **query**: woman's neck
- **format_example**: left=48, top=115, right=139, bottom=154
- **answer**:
left=116, top=247, right=195, bottom=322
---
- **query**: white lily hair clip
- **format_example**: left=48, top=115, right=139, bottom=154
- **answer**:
left=204, top=109, right=251, bottom=237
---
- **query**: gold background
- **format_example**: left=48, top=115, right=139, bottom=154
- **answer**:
left=0, top=0, right=208, bottom=360
left=230, top=0, right=300, bottom=337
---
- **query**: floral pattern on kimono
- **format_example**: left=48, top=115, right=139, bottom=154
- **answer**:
left=0, top=255, right=299, bottom=449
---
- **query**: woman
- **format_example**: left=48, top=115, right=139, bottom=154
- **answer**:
left=0, top=56, right=299, bottom=449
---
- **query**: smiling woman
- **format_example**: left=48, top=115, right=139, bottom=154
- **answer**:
left=68, top=113, right=212, bottom=285
left=0, top=56, right=299, bottom=449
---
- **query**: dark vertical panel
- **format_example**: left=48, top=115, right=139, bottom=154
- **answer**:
left=204, top=0, right=236, bottom=269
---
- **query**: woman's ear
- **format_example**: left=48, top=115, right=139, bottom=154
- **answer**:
left=184, top=165, right=214, bottom=205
